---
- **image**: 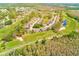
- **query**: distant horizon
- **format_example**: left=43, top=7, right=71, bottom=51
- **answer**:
left=0, top=3, right=79, bottom=10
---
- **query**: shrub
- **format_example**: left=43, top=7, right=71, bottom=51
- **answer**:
left=5, top=20, right=12, bottom=25
left=33, top=24, right=43, bottom=28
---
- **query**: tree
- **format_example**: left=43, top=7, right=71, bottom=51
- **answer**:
left=5, top=20, right=12, bottom=25
left=33, top=24, right=43, bottom=28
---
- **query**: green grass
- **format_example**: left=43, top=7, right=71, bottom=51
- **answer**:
left=6, top=40, right=24, bottom=49
left=23, top=30, right=55, bottom=42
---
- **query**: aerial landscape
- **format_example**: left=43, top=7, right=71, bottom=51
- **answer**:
left=0, top=3, right=79, bottom=56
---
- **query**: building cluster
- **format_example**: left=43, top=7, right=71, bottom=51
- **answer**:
left=25, top=14, right=60, bottom=32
